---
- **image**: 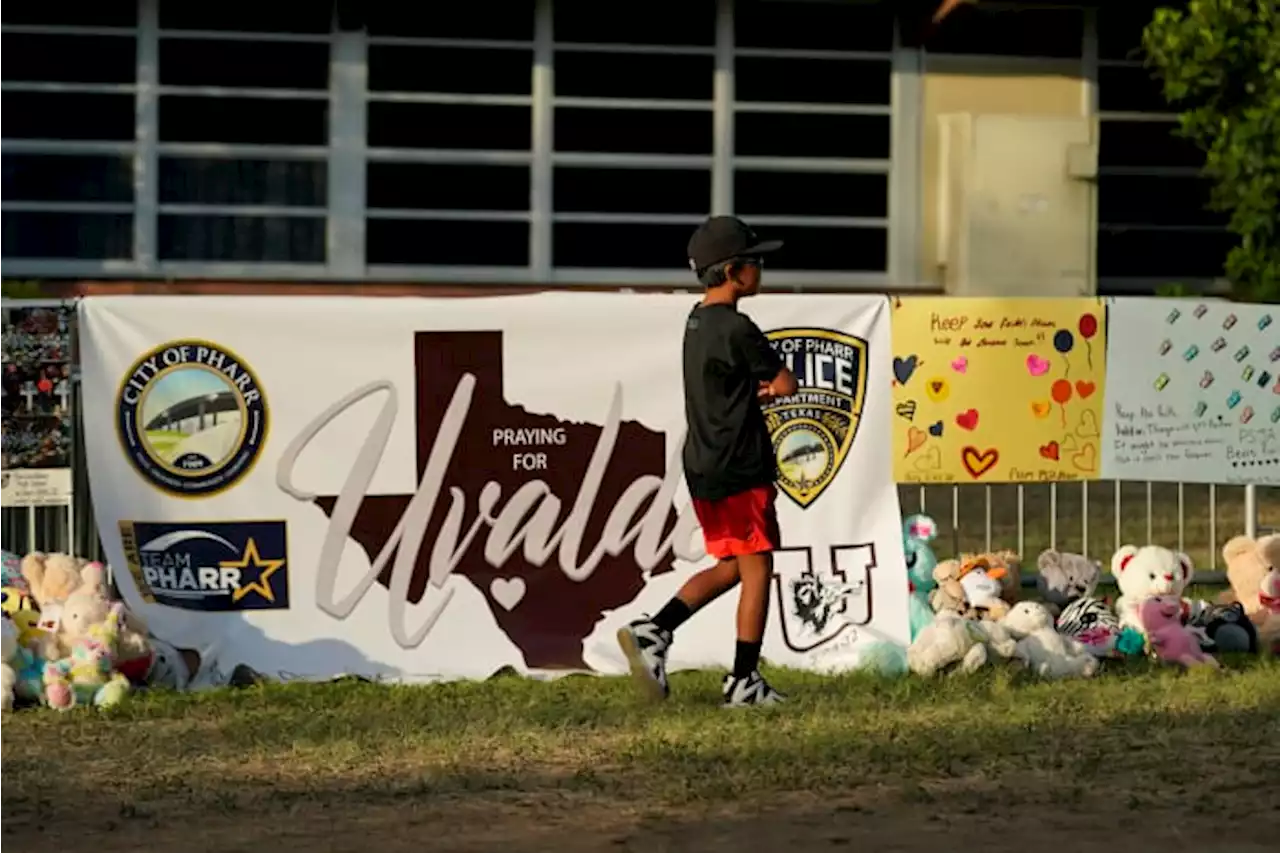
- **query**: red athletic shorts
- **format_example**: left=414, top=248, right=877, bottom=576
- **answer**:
left=691, top=484, right=781, bottom=559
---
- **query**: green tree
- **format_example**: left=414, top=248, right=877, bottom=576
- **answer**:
left=1143, top=0, right=1280, bottom=303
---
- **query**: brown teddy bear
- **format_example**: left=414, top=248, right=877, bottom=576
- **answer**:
left=21, top=551, right=154, bottom=676
left=929, top=559, right=968, bottom=617
left=21, top=551, right=104, bottom=611
left=1220, top=534, right=1280, bottom=654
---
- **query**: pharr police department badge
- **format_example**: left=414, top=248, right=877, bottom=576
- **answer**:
left=761, top=328, right=868, bottom=509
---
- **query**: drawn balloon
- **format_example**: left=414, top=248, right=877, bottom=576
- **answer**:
left=1051, top=378, right=1073, bottom=426
left=1078, top=313, right=1098, bottom=369
left=1053, top=330, right=1075, bottom=379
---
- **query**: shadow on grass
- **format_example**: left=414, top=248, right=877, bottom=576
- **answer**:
left=4, top=694, right=1279, bottom=852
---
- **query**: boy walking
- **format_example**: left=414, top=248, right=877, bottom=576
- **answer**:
left=618, top=216, right=797, bottom=708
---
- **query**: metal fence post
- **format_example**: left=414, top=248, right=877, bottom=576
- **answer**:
left=1243, top=484, right=1258, bottom=540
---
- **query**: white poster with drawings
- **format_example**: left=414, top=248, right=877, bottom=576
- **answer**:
left=1100, top=298, right=1279, bottom=485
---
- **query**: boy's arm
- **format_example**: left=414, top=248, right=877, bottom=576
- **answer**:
left=734, top=319, right=797, bottom=398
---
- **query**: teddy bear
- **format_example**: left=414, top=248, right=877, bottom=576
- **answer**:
left=1, top=549, right=28, bottom=594
left=1111, top=544, right=1194, bottom=637
left=1055, top=596, right=1127, bottom=658
left=907, top=610, right=1019, bottom=677
left=21, top=552, right=155, bottom=673
left=43, top=600, right=131, bottom=710
left=961, top=550, right=1022, bottom=601
left=1220, top=534, right=1280, bottom=653
left=1140, top=595, right=1219, bottom=669
left=10, top=646, right=50, bottom=705
left=907, top=611, right=989, bottom=677
left=1002, top=600, right=1100, bottom=680
left=1036, top=549, right=1100, bottom=613
left=2, top=618, right=17, bottom=710
left=903, top=514, right=940, bottom=638
left=21, top=551, right=105, bottom=611
left=1184, top=600, right=1259, bottom=653
left=969, top=616, right=1019, bottom=661
left=930, top=553, right=1017, bottom=621
left=928, top=558, right=968, bottom=617
left=959, top=566, right=1011, bottom=620
left=1, top=585, right=35, bottom=620
left=4, top=594, right=60, bottom=661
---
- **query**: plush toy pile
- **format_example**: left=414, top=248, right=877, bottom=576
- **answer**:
left=0, top=549, right=168, bottom=711
left=855, top=520, right=1279, bottom=681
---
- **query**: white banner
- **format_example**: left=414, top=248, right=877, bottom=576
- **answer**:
left=78, top=294, right=906, bottom=686
left=1100, top=297, right=1278, bottom=485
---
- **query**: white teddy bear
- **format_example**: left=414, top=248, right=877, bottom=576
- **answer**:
left=1002, top=601, right=1100, bottom=680
left=1112, top=544, right=1194, bottom=637
left=907, top=610, right=1018, bottom=677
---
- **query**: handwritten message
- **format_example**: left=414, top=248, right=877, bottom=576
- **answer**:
left=1101, top=298, right=1279, bottom=485
left=891, top=298, right=1107, bottom=483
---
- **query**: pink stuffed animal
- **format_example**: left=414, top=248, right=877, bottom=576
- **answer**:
left=1140, top=595, right=1219, bottom=669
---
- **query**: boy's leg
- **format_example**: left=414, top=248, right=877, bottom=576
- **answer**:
left=721, top=487, right=785, bottom=708
left=732, top=551, right=771, bottom=678
left=617, top=558, right=740, bottom=701
left=618, top=490, right=751, bottom=701
left=720, top=550, right=785, bottom=707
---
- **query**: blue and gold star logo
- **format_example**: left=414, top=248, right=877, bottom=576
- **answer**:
left=224, top=538, right=287, bottom=604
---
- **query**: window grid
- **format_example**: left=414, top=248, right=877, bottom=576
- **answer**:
left=0, top=18, right=138, bottom=263
left=1094, top=51, right=1228, bottom=286
left=2, top=0, right=914, bottom=286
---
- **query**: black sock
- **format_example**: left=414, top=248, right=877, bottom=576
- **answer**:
left=652, top=598, right=693, bottom=633
left=733, top=640, right=762, bottom=679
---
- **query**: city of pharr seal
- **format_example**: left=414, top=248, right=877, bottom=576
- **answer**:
left=116, top=339, right=268, bottom=498
left=761, top=328, right=868, bottom=509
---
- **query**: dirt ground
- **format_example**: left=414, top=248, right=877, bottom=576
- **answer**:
left=6, top=661, right=1277, bottom=852
left=5, top=774, right=1270, bottom=853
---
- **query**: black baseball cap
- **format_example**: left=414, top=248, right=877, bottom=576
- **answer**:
left=686, top=215, right=783, bottom=273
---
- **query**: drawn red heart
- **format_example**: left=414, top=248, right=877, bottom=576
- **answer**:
left=955, top=408, right=979, bottom=431
left=1075, top=380, right=1096, bottom=399
left=1039, top=441, right=1060, bottom=461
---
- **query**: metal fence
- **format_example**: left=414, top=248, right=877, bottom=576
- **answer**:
left=3, top=299, right=1275, bottom=585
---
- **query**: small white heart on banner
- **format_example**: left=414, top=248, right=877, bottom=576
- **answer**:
left=490, top=577, right=527, bottom=611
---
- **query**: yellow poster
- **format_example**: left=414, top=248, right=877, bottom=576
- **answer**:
left=891, top=298, right=1107, bottom=484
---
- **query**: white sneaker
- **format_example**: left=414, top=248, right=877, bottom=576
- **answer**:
left=722, top=671, right=786, bottom=708
left=617, top=619, right=672, bottom=701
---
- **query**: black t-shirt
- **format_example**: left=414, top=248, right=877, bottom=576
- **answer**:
left=681, top=303, right=784, bottom=501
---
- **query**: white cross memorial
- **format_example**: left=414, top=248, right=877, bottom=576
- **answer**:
left=21, top=381, right=37, bottom=412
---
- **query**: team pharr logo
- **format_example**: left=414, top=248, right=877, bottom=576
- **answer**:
left=116, top=339, right=268, bottom=498
left=119, top=520, right=290, bottom=611
left=761, top=328, right=868, bottom=509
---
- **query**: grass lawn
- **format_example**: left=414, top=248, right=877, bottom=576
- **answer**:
left=141, top=428, right=184, bottom=456
left=4, top=656, right=1279, bottom=853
